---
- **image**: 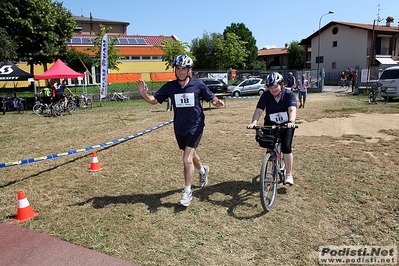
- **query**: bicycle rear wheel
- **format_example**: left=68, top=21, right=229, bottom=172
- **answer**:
left=259, top=152, right=278, bottom=212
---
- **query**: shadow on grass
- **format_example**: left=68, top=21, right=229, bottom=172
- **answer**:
left=0, top=140, right=128, bottom=189
left=0, top=154, right=90, bottom=189
left=71, top=176, right=290, bottom=220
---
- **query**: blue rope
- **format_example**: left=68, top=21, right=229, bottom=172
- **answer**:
left=0, top=119, right=173, bottom=169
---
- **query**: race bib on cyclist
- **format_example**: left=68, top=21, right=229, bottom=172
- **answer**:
left=269, top=111, right=288, bottom=124
left=174, top=93, right=195, bottom=108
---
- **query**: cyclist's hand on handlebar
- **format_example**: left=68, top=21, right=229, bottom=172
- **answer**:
left=247, top=123, right=257, bottom=129
left=286, top=121, right=297, bottom=128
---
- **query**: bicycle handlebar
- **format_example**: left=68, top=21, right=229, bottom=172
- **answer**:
left=249, top=124, right=299, bottom=130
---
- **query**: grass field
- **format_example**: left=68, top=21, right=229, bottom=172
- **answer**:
left=0, top=92, right=398, bottom=265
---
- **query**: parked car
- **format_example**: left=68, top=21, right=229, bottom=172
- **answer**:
left=199, top=78, right=228, bottom=94
left=378, top=66, right=399, bottom=101
left=228, top=78, right=265, bottom=97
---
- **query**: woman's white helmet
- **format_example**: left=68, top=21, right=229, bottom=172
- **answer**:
left=172, top=54, right=194, bottom=68
left=266, top=72, right=284, bottom=87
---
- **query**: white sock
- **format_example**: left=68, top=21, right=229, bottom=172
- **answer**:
left=199, top=166, right=205, bottom=175
left=184, top=185, right=191, bottom=193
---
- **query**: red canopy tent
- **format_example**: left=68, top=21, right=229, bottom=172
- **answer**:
left=34, top=59, right=84, bottom=80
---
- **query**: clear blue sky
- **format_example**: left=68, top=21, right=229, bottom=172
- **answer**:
left=61, top=0, right=399, bottom=49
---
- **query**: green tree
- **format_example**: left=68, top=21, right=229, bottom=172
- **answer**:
left=84, top=24, right=121, bottom=71
left=153, top=37, right=194, bottom=70
left=215, top=32, right=248, bottom=69
left=287, top=41, right=305, bottom=69
left=223, top=23, right=258, bottom=69
left=65, top=49, right=94, bottom=74
left=191, top=32, right=223, bottom=69
left=0, top=28, right=17, bottom=62
left=0, top=0, right=75, bottom=72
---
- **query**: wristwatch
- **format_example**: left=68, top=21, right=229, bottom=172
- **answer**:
left=289, top=120, right=295, bottom=124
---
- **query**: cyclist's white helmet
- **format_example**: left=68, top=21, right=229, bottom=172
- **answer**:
left=172, top=54, right=194, bottom=68
left=266, top=72, right=284, bottom=87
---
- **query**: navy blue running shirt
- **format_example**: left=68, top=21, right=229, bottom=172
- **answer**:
left=154, top=78, right=215, bottom=135
left=256, top=89, right=297, bottom=125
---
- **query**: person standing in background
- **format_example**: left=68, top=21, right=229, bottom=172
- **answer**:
left=286, top=72, right=296, bottom=91
left=297, top=74, right=310, bottom=108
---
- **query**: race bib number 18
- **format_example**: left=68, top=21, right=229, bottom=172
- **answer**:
left=175, top=93, right=195, bottom=108
left=269, top=111, right=288, bottom=124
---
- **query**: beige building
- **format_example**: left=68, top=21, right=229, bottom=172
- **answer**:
left=300, top=16, right=399, bottom=74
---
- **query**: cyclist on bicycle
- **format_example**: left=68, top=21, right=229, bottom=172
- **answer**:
left=247, top=72, right=297, bottom=185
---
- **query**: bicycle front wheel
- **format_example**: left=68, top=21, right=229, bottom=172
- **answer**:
left=259, top=152, right=278, bottom=212
left=33, top=104, right=44, bottom=116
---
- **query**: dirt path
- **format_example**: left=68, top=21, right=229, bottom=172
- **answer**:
left=295, top=92, right=399, bottom=141
left=296, top=113, right=399, bottom=140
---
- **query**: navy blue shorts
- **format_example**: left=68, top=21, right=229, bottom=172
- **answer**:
left=175, top=131, right=203, bottom=150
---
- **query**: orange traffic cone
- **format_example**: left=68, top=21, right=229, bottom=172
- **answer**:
left=11, top=190, right=39, bottom=222
left=88, top=151, right=103, bottom=171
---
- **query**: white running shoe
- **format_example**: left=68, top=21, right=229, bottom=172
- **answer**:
left=286, top=174, right=294, bottom=186
left=178, top=190, right=192, bottom=207
left=199, top=165, right=209, bottom=188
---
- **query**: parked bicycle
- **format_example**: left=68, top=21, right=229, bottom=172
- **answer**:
left=108, top=91, right=130, bottom=101
left=368, top=85, right=388, bottom=104
left=32, top=98, right=63, bottom=117
left=1, top=96, right=24, bottom=115
left=250, top=124, right=298, bottom=212
left=72, top=94, right=92, bottom=109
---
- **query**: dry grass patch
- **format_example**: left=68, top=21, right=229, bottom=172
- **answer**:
left=0, top=93, right=398, bottom=265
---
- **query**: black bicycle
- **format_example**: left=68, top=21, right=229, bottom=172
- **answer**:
left=368, top=85, right=388, bottom=104
left=251, top=124, right=298, bottom=212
